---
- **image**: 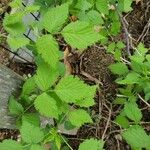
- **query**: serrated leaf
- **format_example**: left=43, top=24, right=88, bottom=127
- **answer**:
left=109, top=62, right=129, bottom=75
left=36, top=35, right=59, bottom=68
left=0, top=140, right=23, bottom=150
left=34, top=61, right=59, bottom=91
left=30, top=144, right=45, bottom=150
left=124, top=102, right=142, bottom=123
left=24, top=5, right=40, bottom=13
left=79, top=138, right=104, bottom=150
left=79, top=10, right=104, bottom=25
left=9, top=0, right=22, bottom=8
left=42, top=3, right=68, bottom=33
left=34, top=92, right=59, bottom=119
left=75, top=98, right=95, bottom=107
left=20, top=121, right=44, bottom=144
left=118, top=0, right=133, bottom=12
left=22, top=113, right=40, bottom=127
left=21, top=77, right=36, bottom=97
left=7, top=36, right=29, bottom=50
left=8, top=96, right=24, bottom=115
left=115, top=115, right=130, bottom=128
left=117, top=72, right=140, bottom=84
left=68, top=109, right=93, bottom=127
left=55, top=75, right=97, bottom=103
left=96, top=0, right=109, bottom=15
left=122, top=125, right=150, bottom=149
left=62, top=21, right=99, bottom=50
left=3, top=13, right=26, bottom=36
left=137, top=43, right=148, bottom=55
left=75, top=0, right=92, bottom=12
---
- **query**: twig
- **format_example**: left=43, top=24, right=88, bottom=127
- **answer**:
left=101, top=104, right=112, bottom=140
left=115, top=5, right=131, bottom=56
left=138, top=94, right=150, bottom=108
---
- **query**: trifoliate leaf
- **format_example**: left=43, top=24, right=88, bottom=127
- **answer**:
left=8, top=96, right=24, bottom=115
left=0, top=140, right=23, bottom=150
left=36, top=35, right=59, bottom=68
left=7, top=36, right=29, bottom=50
left=34, top=92, right=59, bottom=119
left=55, top=75, right=97, bottom=103
left=20, top=121, right=44, bottom=144
left=3, top=13, right=26, bottom=36
left=124, top=102, right=142, bottom=123
left=68, top=109, right=93, bottom=127
left=96, top=0, right=109, bottom=15
left=122, top=125, right=150, bottom=149
left=21, top=77, right=36, bottom=97
left=79, top=10, right=104, bottom=25
left=62, top=21, right=99, bottom=50
left=109, top=62, right=129, bottom=75
left=117, top=72, right=140, bottom=84
left=30, top=144, right=45, bottom=150
left=42, top=3, right=68, bottom=33
left=34, top=61, right=59, bottom=91
left=79, top=138, right=104, bottom=150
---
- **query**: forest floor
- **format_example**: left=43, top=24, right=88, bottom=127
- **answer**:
left=0, top=0, right=150, bottom=149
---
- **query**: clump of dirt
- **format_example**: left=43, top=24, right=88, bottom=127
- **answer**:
left=126, top=0, right=150, bottom=47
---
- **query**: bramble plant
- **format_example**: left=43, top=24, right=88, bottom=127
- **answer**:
left=1, top=0, right=149, bottom=149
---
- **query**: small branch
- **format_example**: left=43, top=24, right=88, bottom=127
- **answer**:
left=138, top=94, right=150, bottom=108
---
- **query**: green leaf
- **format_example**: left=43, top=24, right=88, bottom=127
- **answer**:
left=115, top=115, right=130, bottom=128
left=118, top=0, right=133, bottom=12
left=116, top=41, right=126, bottom=49
left=113, top=97, right=126, bottom=105
left=122, top=125, right=150, bottom=149
left=22, top=113, right=40, bottom=127
left=34, top=92, right=59, bottom=119
left=36, top=35, right=59, bottom=68
left=9, top=0, right=22, bottom=8
left=7, top=36, right=29, bottom=50
left=124, top=102, right=142, bottom=123
left=30, top=144, right=45, bottom=150
left=8, top=96, right=24, bottom=115
left=0, top=140, right=23, bottom=150
left=20, top=121, right=44, bottom=144
left=117, top=72, right=140, bottom=84
left=3, top=13, right=26, bottom=36
left=68, top=109, right=93, bottom=127
left=62, top=21, right=99, bottom=50
left=96, top=0, right=109, bottom=15
left=109, top=62, right=129, bottom=75
left=79, top=10, right=104, bottom=25
left=79, top=138, right=104, bottom=150
left=55, top=75, right=97, bottom=103
left=137, top=43, right=148, bottom=55
left=75, top=0, right=92, bottom=12
left=107, top=42, right=115, bottom=53
left=34, top=61, right=59, bottom=91
left=21, top=77, right=36, bottom=97
left=42, top=3, right=68, bottom=33
left=75, top=98, right=95, bottom=107
left=24, top=5, right=40, bottom=13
